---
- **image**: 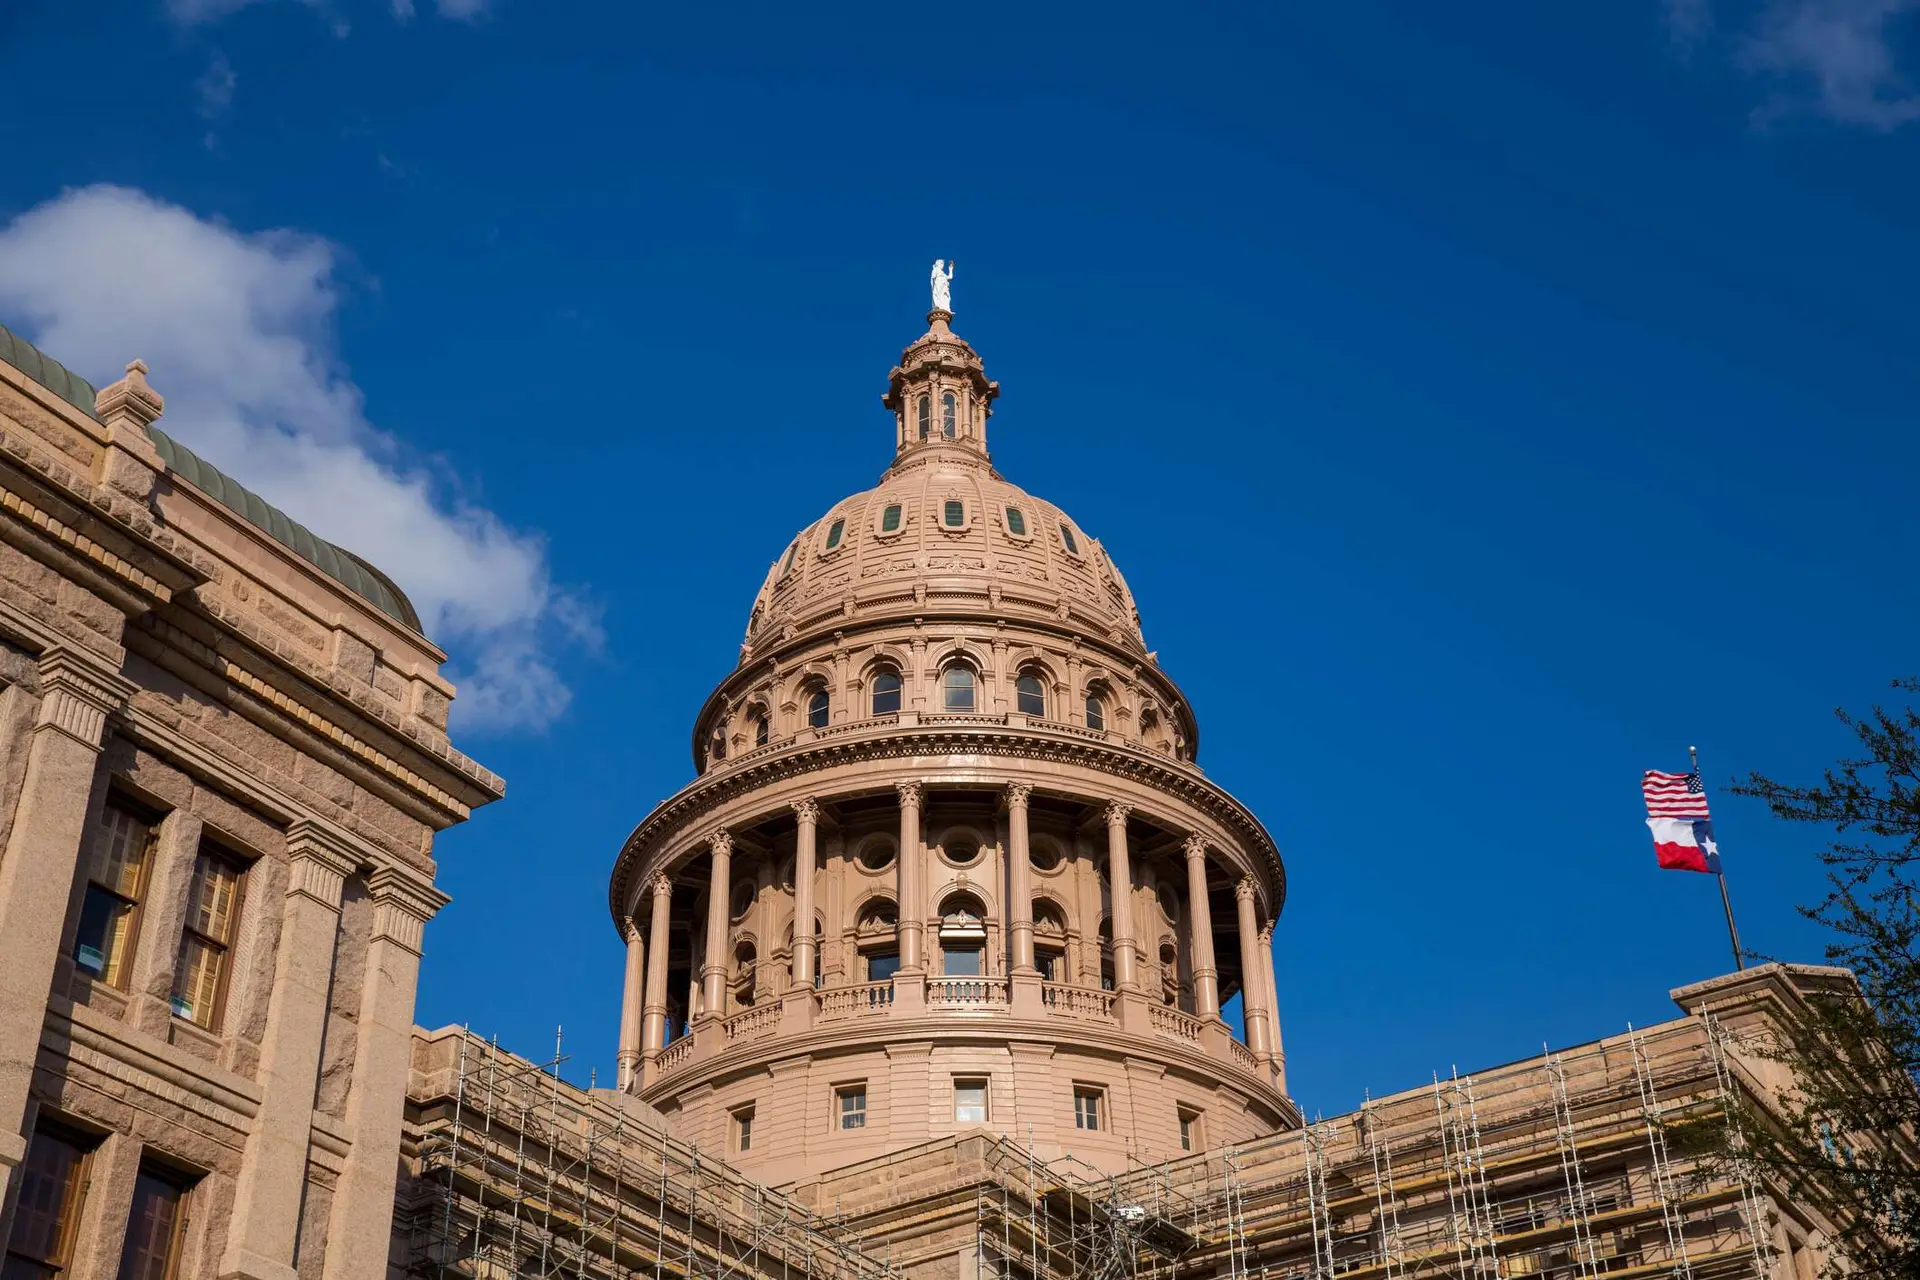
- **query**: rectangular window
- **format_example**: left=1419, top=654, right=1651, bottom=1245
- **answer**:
left=732, top=1105, right=755, bottom=1153
left=1005, top=507, right=1026, bottom=536
left=115, top=1165, right=191, bottom=1280
left=1178, top=1108, right=1203, bottom=1153
left=955, top=1080, right=988, bottom=1125
left=837, top=1086, right=867, bottom=1130
left=865, top=950, right=900, bottom=983
left=943, top=499, right=965, bottom=528
left=5, top=1123, right=93, bottom=1277
left=1036, top=951, right=1061, bottom=983
left=74, top=801, right=158, bottom=987
left=170, top=847, right=245, bottom=1030
left=1060, top=525, right=1079, bottom=555
left=825, top=518, right=845, bottom=551
left=942, top=947, right=983, bottom=977
left=880, top=504, right=902, bottom=533
left=1074, top=1088, right=1102, bottom=1132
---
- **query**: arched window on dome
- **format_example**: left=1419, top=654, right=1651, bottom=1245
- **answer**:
left=880, top=504, right=902, bottom=533
left=752, top=711, right=770, bottom=748
left=871, top=669, right=902, bottom=717
left=806, top=686, right=830, bottom=730
left=941, top=392, right=957, bottom=439
left=1015, top=671, right=1046, bottom=718
left=941, top=665, right=976, bottom=713
left=1084, top=690, right=1107, bottom=732
left=1005, top=506, right=1027, bottom=537
left=917, top=395, right=930, bottom=441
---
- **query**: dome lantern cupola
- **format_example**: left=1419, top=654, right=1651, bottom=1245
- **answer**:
left=881, top=306, right=999, bottom=466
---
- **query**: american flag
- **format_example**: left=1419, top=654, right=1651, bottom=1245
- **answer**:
left=1643, top=770, right=1711, bottom=820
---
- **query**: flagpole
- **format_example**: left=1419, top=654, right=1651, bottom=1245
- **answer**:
left=1692, top=744, right=1745, bottom=972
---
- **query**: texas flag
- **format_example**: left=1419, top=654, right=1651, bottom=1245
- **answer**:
left=1642, top=770, right=1722, bottom=875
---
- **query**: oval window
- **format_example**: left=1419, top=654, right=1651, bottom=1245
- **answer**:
left=871, top=670, right=902, bottom=716
left=825, top=518, right=845, bottom=550
left=942, top=666, right=976, bottom=712
left=1006, top=507, right=1027, bottom=536
left=881, top=504, right=902, bottom=533
left=944, top=500, right=965, bottom=528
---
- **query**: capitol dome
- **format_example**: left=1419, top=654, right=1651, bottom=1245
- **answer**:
left=743, top=315, right=1145, bottom=662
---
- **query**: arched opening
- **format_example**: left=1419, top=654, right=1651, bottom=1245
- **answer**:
left=941, top=391, right=957, bottom=438
left=1015, top=671, right=1046, bottom=718
left=917, top=394, right=930, bottom=440
left=1084, top=684, right=1108, bottom=732
left=937, top=890, right=988, bottom=977
left=1097, top=920, right=1115, bottom=991
left=941, top=664, right=976, bottom=713
left=806, top=685, right=830, bottom=730
left=751, top=710, right=769, bottom=748
left=732, top=941, right=757, bottom=1009
left=870, top=668, right=902, bottom=716
left=855, top=898, right=899, bottom=984
left=1159, top=941, right=1181, bottom=1006
left=1033, top=899, right=1069, bottom=983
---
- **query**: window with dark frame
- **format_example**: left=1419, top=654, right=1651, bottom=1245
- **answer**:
left=1178, top=1109, right=1203, bottom=1153
left=1074, top=1088, right=1102, bottom=1131
left=753, top=714, right=769, bottom=748
left=807, top=688, right=830, bottom=730
left=954, top=1079, right=988, bottom=1125
left=115, top=1164, right=192, bottom=1280
left=1060, top=524, right=1080, bottom=555
left=825, top=518, right=845, bottom=551
left=1005, top=506, right=1026, bottom=536
left=838, top=1085, right=868, bottom=1130
left=73, top=801, right=159, bottom=988
left=941, top=392, right=957, bottom=438
left=943, top=499, right=965, bottom=528
left=941, top=666, right=976, bottom=712
left=881, top=504, right=902, bottom=533
left=4, top=1122, right=93, bottom=1279
left=865, top=950, right=901, bottom=983
left=917, top=396, right=930, bottom=440
left=733, top=1105, right=755, bottom=1152
left=1015, top=672, right=1046, bottom=717
left=170, top=845, right=244, bottom=1030
left=870, top=670, right=902, bottom=716
left=1084, top=694, right=1106, bottom=732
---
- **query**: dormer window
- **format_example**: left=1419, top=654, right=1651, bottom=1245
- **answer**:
left=917, top=395, right=930, bottom=441
left=942, top=392, right=957, bottom=439
left=1060, top=525, right=1080, bottom=555
left=825, top=519, right=845, bottom=551
left=881, top=504, right=902, bottom=533
left=943, top=500, right=965, bottom=529
left=1005, top=507, right=1027, bottom=536
left=782, top=543, right=799, bottom=575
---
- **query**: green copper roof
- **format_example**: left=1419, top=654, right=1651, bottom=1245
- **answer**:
left=0, top=322, right=422, bottom=632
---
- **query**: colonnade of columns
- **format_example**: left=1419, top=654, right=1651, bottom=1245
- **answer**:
left=614, top=781, right=1283, bottom=1091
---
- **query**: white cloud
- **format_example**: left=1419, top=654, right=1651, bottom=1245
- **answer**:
left=0, top=185, right=585, bottom=734
left=1672, top=0, right=1920, bottom=128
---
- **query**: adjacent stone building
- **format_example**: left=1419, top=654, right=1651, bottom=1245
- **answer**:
left=0, top=328, right=502, bottom=1280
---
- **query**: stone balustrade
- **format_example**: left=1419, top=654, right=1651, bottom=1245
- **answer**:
left=817, top=981, right=895, bottom=1022
left=1040, top=983, right=1116, bottom=1021
left=723, top=1003, right=781, bottom=1042
left=926, top=976, right=1008, bottom=1007
left=1149, top=1003, right=1203, bottom=1043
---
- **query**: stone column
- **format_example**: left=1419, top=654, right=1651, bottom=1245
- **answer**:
left=895, top=781, right=923, bottom=972
left=1260, top=921, right=1286, bottom=1089
left=1005, top=784, right=1035, bottom=974
left=321, top=867, right=446, bottom=1280
left=1183, top=835, right=1220, bottom=1018
left=1233, top=877, right=1273, bottom=1063
left=616, top=916, right=645, bottom=1091
left=642, top=874, right=673, bottom=1058
left=0, top=649, right=129, bottom=1184
left=791, top=799, right=819, bottom=988
left=219, top=821, right=356, bottom=1280
left=1104, top=802, right=1139, bottom=991
left=701, top=830, right=732, bottom=1017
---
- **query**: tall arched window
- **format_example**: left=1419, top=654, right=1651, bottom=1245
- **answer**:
left=807, top=687, right=830, bottom=730
left=1015, top=672, right=1046, bottom=717
left=941, top=392, right=957, bottom=439
left=753, top=712, right=769, bottom=747
left=917, top=395, right=930, bottom=440
left=1084, top=692, right=1106, bottom=731
left=871, top=669, right=903, bottom=716
left=941, top=665, right=976, bottom=712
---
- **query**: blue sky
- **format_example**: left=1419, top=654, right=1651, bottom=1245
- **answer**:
left=3, top=0, right=1918, bottom=1114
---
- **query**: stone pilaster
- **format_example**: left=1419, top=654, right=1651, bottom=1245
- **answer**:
left=321, top=866, right=445, bottom=1280
left=0, top=648, right=131, bottom=1181
left=219, top=820, right=356, bottom=1280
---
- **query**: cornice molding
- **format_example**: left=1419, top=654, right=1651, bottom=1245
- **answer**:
left=286, top=818, right=359, bottom=910
left=366, top=866, right=449, bottom=955
left=610, top=723, right=1284, bottom=923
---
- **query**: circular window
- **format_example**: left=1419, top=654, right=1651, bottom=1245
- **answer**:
left=1029, top=843, right=1062, bottom=872
left=858, top=840, right=896, bottom=872
left=942, top=839, right=982, bottom=868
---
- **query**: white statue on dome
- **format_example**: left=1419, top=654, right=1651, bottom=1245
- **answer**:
left=931, top=259, right=954, bottom=313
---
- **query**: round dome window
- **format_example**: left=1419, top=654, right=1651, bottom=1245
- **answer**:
left=858, top=840, right=896, bottom=872
left=943, top=839, right=982, bottom=868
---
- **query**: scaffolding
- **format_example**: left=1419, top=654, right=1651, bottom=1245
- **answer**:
left=395, top=1029, right=898, bottom=1280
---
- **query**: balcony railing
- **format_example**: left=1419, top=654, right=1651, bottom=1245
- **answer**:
left=722, top=1002, right=781, bottom=1042
left=927, top=976, right=1009, bottom=1007
left=1148, top=1003, right=1202, bottom=1043
left=654, top=1036, right=693, bottom=1073
left=817, top=981, right=895, bottom=1022
left=1040, top=983, right=1116, bottom=1021
left=1227, top=1037, right=1257, bottom=1072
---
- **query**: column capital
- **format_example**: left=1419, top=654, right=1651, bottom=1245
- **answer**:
left=1258, top=921, right=1275, bottom=946
left=1235, top=875, right=1257, bottom=904
left=34, top=647, right=136, bottom=750
left=1004, top=781, right=1033, bottom=810
left=895, top=779, right=923, bottom=807
left=285, top=819, right=360, bottom=910
left=649, top=871, right=673, bottom=898
left=1104, top=800, right=1131, bottom=828
left=791, top=797, right=821, bottom=825
left=366, top=866, right=448, bottom=955
left=1182, top=832, right=1208, bottom=860
left=707, top=828, right=733, bottom=856
left=622, top=915, right=640, bottom=943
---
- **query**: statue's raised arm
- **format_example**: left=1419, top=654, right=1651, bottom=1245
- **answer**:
left=931, top=259, right=954, bottom=313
